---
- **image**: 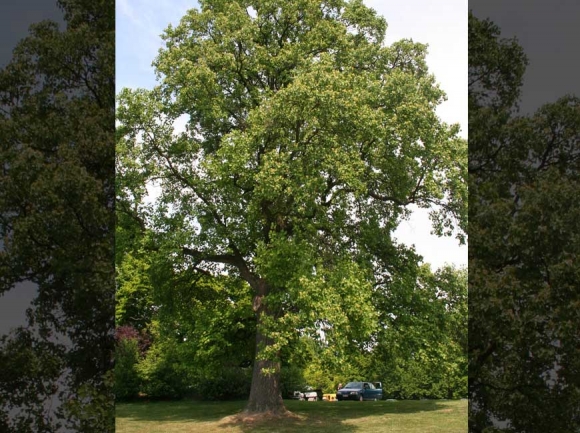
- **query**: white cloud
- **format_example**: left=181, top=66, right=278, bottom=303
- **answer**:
left=116, top=0, right=141, bottom=26
left=394, top=207, right=467, bottom=269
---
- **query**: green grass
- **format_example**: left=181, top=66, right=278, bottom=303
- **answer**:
left=116, top=398, right=467, bottom=433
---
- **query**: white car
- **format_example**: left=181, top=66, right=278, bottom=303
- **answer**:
left=292, top=386, right=321, bottom=401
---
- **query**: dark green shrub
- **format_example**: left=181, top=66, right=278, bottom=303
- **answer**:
left=280, top=365, right=306, bottom=398
left=193, top=368, right=252, bottom=400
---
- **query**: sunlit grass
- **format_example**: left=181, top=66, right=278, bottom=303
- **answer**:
left=116, top=398, right=467, bottom=433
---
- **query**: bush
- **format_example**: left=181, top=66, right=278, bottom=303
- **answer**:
left=137, top=341, right=191, bottom=399
left=280, top=365, right=307, bottom=398
left=379, top=360, right=467, bottom=400
left=193, top=368, right=252, bottom=400
left=114, top=337, right=141, bottom=401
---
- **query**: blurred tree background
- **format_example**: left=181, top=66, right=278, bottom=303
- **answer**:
left=0, top=0, right=114, bottom=431
left=469, top=12, right=580, bottom=433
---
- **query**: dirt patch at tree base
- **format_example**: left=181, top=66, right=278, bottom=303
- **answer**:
left=220, top=409, right=304, bottom=425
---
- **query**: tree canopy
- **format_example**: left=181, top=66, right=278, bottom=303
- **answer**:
left=117, top=0, right=467, bottom=414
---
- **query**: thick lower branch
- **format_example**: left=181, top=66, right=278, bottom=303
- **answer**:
left=182, top=245, right=262, bottom=292
left=182, top=247, right=237, bottom=266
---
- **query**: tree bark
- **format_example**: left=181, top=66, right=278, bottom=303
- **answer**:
left=244, top=303, right=286, bottom=414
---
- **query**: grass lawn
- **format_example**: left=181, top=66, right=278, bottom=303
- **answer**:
left=116, top=398, right=467, bottom=433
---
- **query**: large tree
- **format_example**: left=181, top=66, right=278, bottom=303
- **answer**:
left=117, top=0, right=467, bottom=414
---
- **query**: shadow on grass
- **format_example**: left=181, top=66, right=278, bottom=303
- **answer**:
left=116, top=398, right=464, bottom=432
left=116, top=399, right=246, bottom=422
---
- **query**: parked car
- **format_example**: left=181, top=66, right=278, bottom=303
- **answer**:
left=336, top=381, right=383, bottom=401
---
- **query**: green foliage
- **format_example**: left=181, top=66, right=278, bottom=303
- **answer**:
left=385, top=352, right=466, bottom=400
left=134, top=330, right=253, bottom=401
left=150, top=271, right=256, bottom=372
left=115, top=251, right=155, bottom=330
left=302, top=363, right=339, bottom=395
left=371, top=265, right=467, bottom=400
left=137, top=338, right=192, bottom=399
left=114, top=337, right=141, bottom=401
left=62, top=371, right=115, bottom=433
left=0, top=329, right=65, bottom=431
left=193, top=369, right=252, bottom=400
left=273, top=265, right=469, bottom=401
left=281, top=336, right=341, bottom=395
left=280, top=364, right=307, bottom=396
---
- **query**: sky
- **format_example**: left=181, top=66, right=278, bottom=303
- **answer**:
left=0, top=0, right=65, bottom=67
left=116, top=0, right=468, bottom=270
left=470, top=0, right=580, bottom=116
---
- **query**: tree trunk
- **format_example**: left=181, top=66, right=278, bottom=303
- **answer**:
left=244, top=306, right=286, bottom=414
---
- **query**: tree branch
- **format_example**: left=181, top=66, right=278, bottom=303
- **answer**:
left=182, top=247, right=237, bottom=266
